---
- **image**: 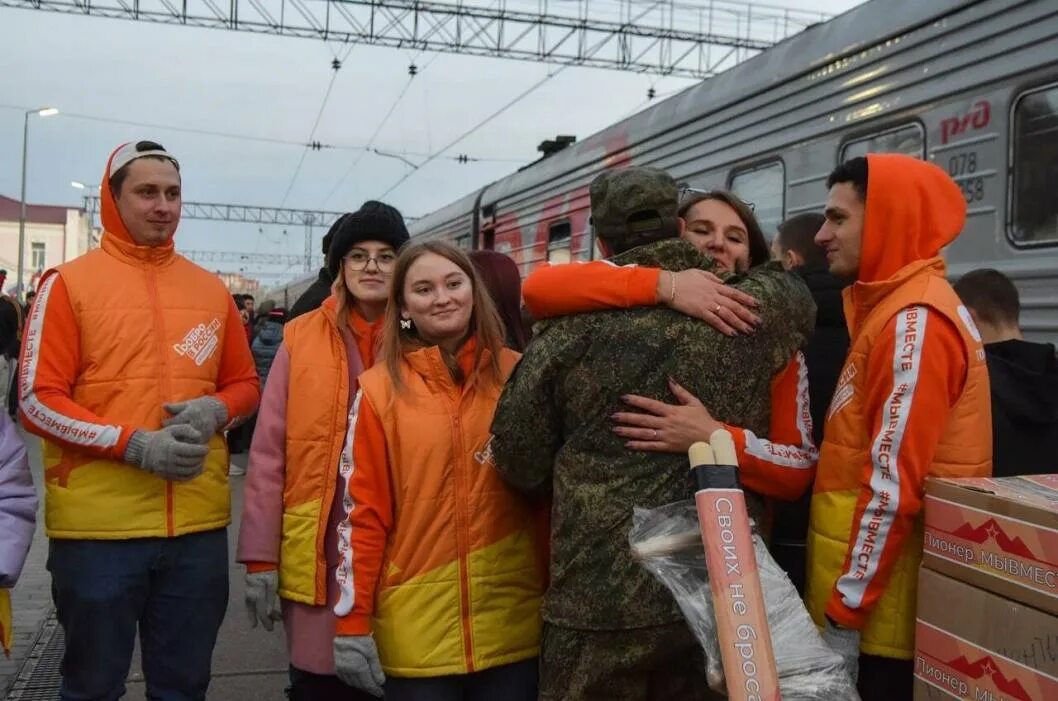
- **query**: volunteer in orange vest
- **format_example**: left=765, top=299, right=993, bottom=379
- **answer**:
left=332, top=241, right=544, bottom=700
left=237, top=201, right=410, bottom=700
left=19, top=141, right=260, bottom=701
left=807, top=154, right=991, bottom=700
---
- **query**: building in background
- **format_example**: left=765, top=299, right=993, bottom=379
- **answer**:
left=215, top=271, right=260, bottom=296
left=0, top=194, right=95, bottom=297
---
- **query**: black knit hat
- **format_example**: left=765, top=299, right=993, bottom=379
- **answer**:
left=326, top=202, right=410, bottom=278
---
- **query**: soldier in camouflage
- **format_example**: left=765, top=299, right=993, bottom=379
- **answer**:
left=491, top=167, right=815, bottom=701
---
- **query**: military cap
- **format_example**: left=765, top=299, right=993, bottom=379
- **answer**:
left=590, top=167, right=679, bottom=253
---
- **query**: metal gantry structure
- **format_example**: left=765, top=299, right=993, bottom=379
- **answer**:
left=82, top=195, right=343, bottom=272
left=5, top=0, right=828, bottom=78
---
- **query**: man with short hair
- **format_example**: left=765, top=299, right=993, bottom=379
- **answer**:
left=20, top=140, right=260, bottom=701
left=954, top=268, right=1058, bottom=477
left=491, top=166, right=814, bottom=701
left=809, top=155, right=992, bottom=700
left=769, top=211, right=850, bottom=595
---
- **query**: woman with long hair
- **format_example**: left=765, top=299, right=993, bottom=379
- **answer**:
left=333, top=241, right=544, bottom=700
left=237, top=202, right=410, bottom=700
left=522, top=189, right=819, bottom=504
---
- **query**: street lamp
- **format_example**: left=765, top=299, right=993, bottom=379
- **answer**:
left=18, top=106, right=59, bottom=298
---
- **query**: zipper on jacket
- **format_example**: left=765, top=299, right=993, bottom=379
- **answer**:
left=145, top=267, right=176, bottom=536
left=440, top=354, right=476, bottom=673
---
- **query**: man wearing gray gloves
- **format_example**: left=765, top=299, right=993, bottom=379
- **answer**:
left=19, top=140, right=260, bottom=701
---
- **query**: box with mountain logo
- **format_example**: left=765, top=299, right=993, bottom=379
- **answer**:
left=921, top=474, right=1058, bottom=614
left=914, top=567, right=1058, bottom=701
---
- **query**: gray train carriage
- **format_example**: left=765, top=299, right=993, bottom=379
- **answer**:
left=260, top=272, right=318, bottom=310
left=406, top=0, right=1058, bottom=344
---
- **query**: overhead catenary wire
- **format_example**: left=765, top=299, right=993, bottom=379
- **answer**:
left=49, top=109, right=524, bottom=164
left=320, top=50, right=443, bottom=209
left=377, top=66, right=566, bottom=200
left=376, top=0, right=670, bottom=200
left=279, top=43, right=356, bottom=208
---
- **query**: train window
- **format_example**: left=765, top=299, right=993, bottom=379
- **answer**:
left=729, top=161, right=785, bottom=238
left=1011, top=85, right=1058, bottom=246
left=841, top=123, right=924, bottom=162
left=455, top=235, right=471, bottom=250
left=548, top=221, right=572, bottom=263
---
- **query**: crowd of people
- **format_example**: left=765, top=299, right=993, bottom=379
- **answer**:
left=0, top=139, right=1056, bottom=701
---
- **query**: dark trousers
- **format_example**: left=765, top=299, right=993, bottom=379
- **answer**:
left=540, top=623, right=718, bottom=701
left=48, top=529, right=229, bottom=701
left=858, top=654, right=913, bottom=701
left=384, top=658, right=538, bottom=701
left=287, top=665, right=380, bottom=701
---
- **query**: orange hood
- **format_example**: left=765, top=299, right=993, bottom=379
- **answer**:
left=858, top=154, right=966, bottom=283
left=99, top=143, right=176, bottom=257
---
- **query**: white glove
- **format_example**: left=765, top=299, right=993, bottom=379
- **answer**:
left=334, top=635, right=385, bottom=697
left=822, top=618, right=861, bottom=684
left=244, top=570, right=282, bottom=631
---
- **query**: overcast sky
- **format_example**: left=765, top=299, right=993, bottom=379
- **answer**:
left=0, top=0, right=864, bottom=287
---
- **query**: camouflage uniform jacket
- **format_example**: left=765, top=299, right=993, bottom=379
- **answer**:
left=491, top=239, right=815, bottom=630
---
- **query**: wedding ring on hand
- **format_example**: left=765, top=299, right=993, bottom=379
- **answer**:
left=652, top=429, right=659, bottom=440
left=714, top=304, right=721, bottom=314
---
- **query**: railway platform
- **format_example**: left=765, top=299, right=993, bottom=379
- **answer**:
left=2, top=435, right=291, bottom=700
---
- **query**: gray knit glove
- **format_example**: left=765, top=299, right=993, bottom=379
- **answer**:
left=162, top=397, right=228, bottom=443
left=334, top=635, right=385, bottom=697
left=244, top=570, right=282, bottom=631
left=124, top=425, right=210, bottom=481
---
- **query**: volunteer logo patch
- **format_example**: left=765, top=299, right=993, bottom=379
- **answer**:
left=174, top=318, right=221, bottom=366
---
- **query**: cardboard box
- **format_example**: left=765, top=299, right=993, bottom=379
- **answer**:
left=914, top=567, right=1058, bottom=701
left=922, top=475, right=1058, bottom=615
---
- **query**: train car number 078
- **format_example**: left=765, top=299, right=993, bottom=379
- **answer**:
left=948, top=151, right=984, bottom=204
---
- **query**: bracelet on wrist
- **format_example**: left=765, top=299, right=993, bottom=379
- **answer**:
left=668, top=272, right=677, bottom=305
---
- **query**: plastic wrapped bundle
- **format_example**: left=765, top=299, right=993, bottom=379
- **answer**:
left=629, top=500, right=860, bottom=700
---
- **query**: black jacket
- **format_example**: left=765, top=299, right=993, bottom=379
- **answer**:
left=798, top=264, right=851, bottom=445
left=288, top=268, right=333, bottom=321
left=986, top=339, right=1058, bottom=477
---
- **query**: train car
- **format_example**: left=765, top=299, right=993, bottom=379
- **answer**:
left=407, top=0, right=1058, bottom=343
left=260, top=272, right=318, bottom=310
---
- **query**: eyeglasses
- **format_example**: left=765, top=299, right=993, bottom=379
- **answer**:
left=343, top=250, right=397, bottom=272
left=678, top=185, right=755, bottom=212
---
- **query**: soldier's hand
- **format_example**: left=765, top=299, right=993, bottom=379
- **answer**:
left=613, top=378, right=722, bottom=454
left=660, top=270, right=760, bottom=335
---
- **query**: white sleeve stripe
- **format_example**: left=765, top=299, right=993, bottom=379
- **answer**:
left=793, top=351, right=814, bottom=450
left=744, top=430, right=818, bottom=469
left=740, top=351, right=819, bottom=470
left=333, top=390, right=363, bottom=618
left=19, top=274, right=122, bottom=449
left=837, top=306, right=927, bottom=610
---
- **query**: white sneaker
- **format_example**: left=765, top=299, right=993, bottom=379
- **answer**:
left=229, top=464, right=247, bottom=477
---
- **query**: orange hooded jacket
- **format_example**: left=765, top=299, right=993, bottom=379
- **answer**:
left=18, top=144, right=260, bottom=539
left=804, top=154, right=992, bottom=659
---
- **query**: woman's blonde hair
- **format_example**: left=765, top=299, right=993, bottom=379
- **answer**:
left=332, top=259, right=358, bottom=328
left=380, top=241, right=506, bottom=393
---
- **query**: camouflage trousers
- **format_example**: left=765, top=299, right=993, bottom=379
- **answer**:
left=539, top=622, right=723, bottom=701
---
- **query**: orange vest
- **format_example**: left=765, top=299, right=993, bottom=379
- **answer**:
left=358, top=345, right=544, bottom=677
left=41, top=244, right=236, bottom=539
left=806, top=258, right=991, bottom=658
left=273, top=303, right=354, bottom=604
